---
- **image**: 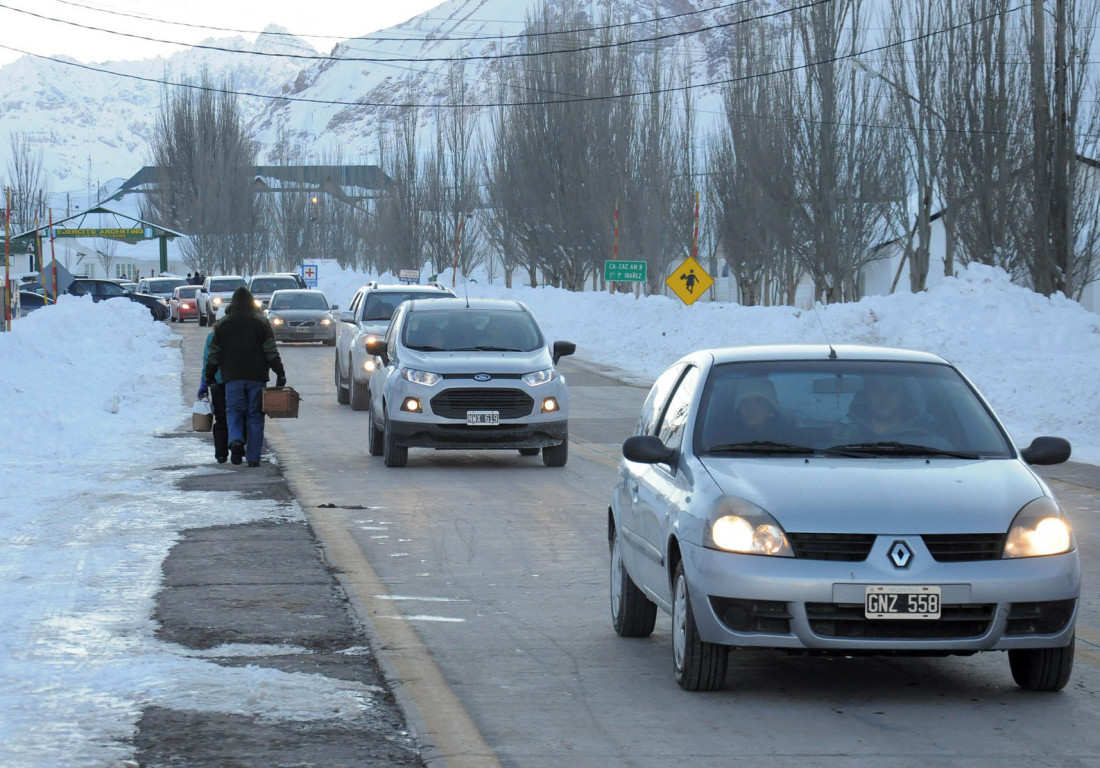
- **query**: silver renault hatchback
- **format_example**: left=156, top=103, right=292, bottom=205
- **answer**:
left=366, top=298, right=575, bottom=467
left=609, top=344, right=1078, bottom=691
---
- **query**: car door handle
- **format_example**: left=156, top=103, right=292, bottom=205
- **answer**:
left=630, top=482, right=639, bottom=502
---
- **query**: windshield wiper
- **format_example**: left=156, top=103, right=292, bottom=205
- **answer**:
left=407, top=345, right=447, bottom=351
left=825, top=442, right=982, bottom=459
left=453, top=345, right=523, bottom=352
left=706, top=441, right=817, bottom=456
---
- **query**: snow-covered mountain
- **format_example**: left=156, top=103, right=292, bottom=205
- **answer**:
left=0, top=0, right=734, bottom=194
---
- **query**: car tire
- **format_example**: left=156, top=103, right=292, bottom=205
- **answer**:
left=323, top=337, right=336, bottom=347
left=672, top=561, right=728, bottom=691
left=335, top=358, right=350, bottom=405
left=542, top=434, right=568, bottom=467
left=610, top=522, right=657, bottom=637
left=1009, top=636, right=1075, bottom=691
left=198, top=309, right=207, bottom=327
left=350, top=377, right=370, bottom=411
left=519, top=447, right=540, bottom=456
left=382, top=415, right=408, bottom=468
left=368, top=408, right=384, bottom=457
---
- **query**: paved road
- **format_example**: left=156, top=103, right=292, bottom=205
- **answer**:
left=174, top=321, right=1100, bottom=768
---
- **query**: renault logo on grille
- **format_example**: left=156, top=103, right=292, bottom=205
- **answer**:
left=889, top=541, right=913, bottom=568
left=474, top=373, right=492, bottom=382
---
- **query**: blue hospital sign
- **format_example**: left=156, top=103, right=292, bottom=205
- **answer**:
left=301, top=264, right=319, bottom=287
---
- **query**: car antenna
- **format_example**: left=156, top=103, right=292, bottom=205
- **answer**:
left=811, top=304, right=838, bottom=359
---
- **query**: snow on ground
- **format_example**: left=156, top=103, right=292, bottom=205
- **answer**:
left=1, top=264, right=1098, bottom=766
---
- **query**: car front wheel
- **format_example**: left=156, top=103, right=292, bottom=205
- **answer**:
left=382, top=414, right=408, bottom=468
left=350, top=376, right=370, bottom=411
left=367, top=408, right=384, bottom=457
left=198, top=308, right=207, bottom=327
left=672, top=561, right=728, bottom=691
left=1009, top=637, right=1075, bottom=691
left=610, top=523, right=657, bottom=637
left=335, top=357, right=350, bottom=405
left=542, top=433, right=568, bottom=467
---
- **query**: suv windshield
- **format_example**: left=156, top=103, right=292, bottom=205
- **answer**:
left=403, top=309, right=544, bottom=352
left=695, top=360, right=1014, bottom=458
left=250, top=277, right=300, bottom=294
left=269, top=292, right=328, bottom=310
left=148, top=278, right=187, bottom=293
left=362, top=291, right=449, bottom=321
left=210, top=278, right=245, bottom=292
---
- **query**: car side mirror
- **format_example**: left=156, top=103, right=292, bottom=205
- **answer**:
left=331, top=304, right=339, bottom=311
left=552, top=340, right=576, bottom=365
left=365, top=337, right=388, bottom=365
left=339, top=310, right=355, bottom=324
left=1020, top=436, right=1071, bottom=466
left=622, top=435, right=677, bottom=467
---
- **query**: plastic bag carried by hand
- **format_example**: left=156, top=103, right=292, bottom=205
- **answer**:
left=191, top=399, right=213, bottom=432
left=192, top=400, right=212, bottom=416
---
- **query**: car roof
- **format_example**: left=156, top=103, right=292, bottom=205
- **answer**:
left=270, top=288, right=323, bottom=295
left=695, top=344, right=950, bottom=366
left=358, top=282, right=452, bottom=294
left=404, top=297, right=527, bottom=313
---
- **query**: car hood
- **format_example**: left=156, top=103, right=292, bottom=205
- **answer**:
left=404, top=347, right=554, bottom=375
left=699, top=457, right=1046, bottom=533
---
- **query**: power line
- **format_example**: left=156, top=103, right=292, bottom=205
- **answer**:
left=0, top=0, right=832, bottom=64
left=46, top=0, right=763, bottom=46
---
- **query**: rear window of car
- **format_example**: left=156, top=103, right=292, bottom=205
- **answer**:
left=403, top=308, right=544, bottom=352
left=361, top=291, right=451, bottom=321
left=210, top=278, right=245, bottom=292
left=149, top=279, right=187, bottom=292
left=178, top=287, right=199, bottom=298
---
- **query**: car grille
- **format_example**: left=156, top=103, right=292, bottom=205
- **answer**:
left=805, top=602, right=995, bottom=639
left=921, top=533, right=1004, bottom=562
left=288, top=320, right=316, bottom=328
left=787, top=533, right=1006, bottom=563
left=431, top=388, right=534, bottom=419
left=788, top=533, right=876, bottom=561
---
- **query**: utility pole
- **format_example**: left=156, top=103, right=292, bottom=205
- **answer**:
left=1051, top=0, right=1071, bottom=296
left=1031, top=0, right=1052, bottom=292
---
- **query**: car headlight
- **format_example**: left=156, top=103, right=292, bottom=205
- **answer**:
left=271, top=317, right=284, bottom=326
left=706, top=498, right=793, bottom=557
left=321, top=318, right=332, bottom=326
left=1003, top=497, right=1075, bottom=558
left=362, top=334, right=379, bottom=351
left=522, top=368, right=555, bottom=386
left=254, top=298, right=263, bottom=308
left=402, top=368, right=441, bottom=386
left=212, top=296, right=222, bottom=306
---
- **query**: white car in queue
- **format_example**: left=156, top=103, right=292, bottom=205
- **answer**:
left=334, top=282, right=455, bottom=410
left=365, top=297, right=575, bottom=468
left=197, top=275, right=245, bottom=326
left=609, top=344, right=1079, bottom=692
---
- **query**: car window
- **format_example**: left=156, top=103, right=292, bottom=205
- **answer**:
left=657, top=366, right=701, bottom=449
left=637, top=363, right=687, bottom=436
left=96, top=281, right=126, bottom=297
left=179, top=287, right=199, bottom=298
left=349, top=290, right=364, bottom=316
left=270, top=292, right=328, bottom=310
left=149, top=279, right=186, bottom=293
left=694, top=360, right=1014, bottom=457
left=209, top=278, right=244, bottom=292
left=402, top=309, right=543, bottom=352
left=250, top=277, right=299, bottom=293
left=362, top=291, right=441, bottom=321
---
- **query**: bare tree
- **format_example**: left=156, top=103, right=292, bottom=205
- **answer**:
left=366, top=104, right=425, bottom=275
left=5, top=132, right=51, bottom=236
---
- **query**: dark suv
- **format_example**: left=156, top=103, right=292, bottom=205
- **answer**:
left=66, top=278, right=170, bottom=321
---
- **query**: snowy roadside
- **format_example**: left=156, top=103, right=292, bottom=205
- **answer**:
left=0, top=298, right=390, bottom=766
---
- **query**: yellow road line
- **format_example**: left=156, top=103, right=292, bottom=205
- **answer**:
left=267, top=420, right=502, bottom=768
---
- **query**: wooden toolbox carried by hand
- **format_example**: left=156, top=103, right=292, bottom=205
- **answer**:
left=262, top=386, right=301, bottom=418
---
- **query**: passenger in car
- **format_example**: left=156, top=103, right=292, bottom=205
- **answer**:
left=731, top=377, right=791, bottom=443
left=846, top=376, right=921, bottom=439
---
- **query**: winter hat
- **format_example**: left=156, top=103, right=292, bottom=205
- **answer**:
left=734, top=377, right=779, bottom=411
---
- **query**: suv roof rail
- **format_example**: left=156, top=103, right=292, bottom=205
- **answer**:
left=429, top=281, right=449, bottom=291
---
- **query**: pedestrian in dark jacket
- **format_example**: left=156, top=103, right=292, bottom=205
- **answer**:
left=203, top=286, right=286, bottom=467
left=197, top=331, right=234, bottom=463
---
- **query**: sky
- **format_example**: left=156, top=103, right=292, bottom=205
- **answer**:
left=0, top=0, right=446, bottom=67
left=2, top=262, right=1100, bottom=765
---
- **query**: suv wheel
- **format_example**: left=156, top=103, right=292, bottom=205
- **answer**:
left=198, top=308, right=207, bottom=327
left=335, top=357, right=350, bottom=405
left=542, top=434, right=568, bottom=467
left=367, top=409, right=384, bottom=457
left=350, top=376, right=370, bottom=411
left=382, top=415, right=408, bottom=468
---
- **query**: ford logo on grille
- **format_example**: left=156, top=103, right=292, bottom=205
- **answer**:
left=474, top=373, right=492, bottom=382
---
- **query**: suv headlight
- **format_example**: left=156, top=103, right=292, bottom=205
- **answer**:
left=1003, top=497, right=1075, bottom=558
left=522, top=368, right=555, bottom=386
left=212, top=296, right=223, bottom=306
left=706, top=498, right=793, bottom=557
left=402, top=368, right=441, bottom=386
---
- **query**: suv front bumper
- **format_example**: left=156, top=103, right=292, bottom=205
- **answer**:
left=387, top=418, right=568, bottom=450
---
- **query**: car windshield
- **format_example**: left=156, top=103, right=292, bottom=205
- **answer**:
left=403, top=309, right=544, bottom=352
left=210, top=278, right=245, bottom=292
left=362, top=291, right=449, bottom=321
left=148, top=279, right=186, bottom=293
left=269, top=292, right=328, bottom=310
left=177, top=287, right=199, bottom=298
left=250, top=277, right=299, bottom=294
left=695, top=360, right=1013, bottom=459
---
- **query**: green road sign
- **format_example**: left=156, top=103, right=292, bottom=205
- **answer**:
left=604, top=259, right=647, bottom=282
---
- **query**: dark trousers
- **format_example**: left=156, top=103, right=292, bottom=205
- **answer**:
left=210, top=382, right=229, bottom=461
left=226, top=379, right=266, bottom=464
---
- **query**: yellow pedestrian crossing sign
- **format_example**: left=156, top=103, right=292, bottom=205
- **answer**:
left=665, top=257, right=713, bottom=305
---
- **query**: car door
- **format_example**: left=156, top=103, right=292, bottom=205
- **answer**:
left=619, top=363, right=686, bottom=594
left=630, top=364, right=702, bottom=601
left=337, top=289, right=365, bottom=376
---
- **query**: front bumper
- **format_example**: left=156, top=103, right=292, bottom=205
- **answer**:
left=387, top=417, right=568, bottom=450
left=680, top=538, right=1079, bottom=653
left=273, top=326, right=336, bottom=342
